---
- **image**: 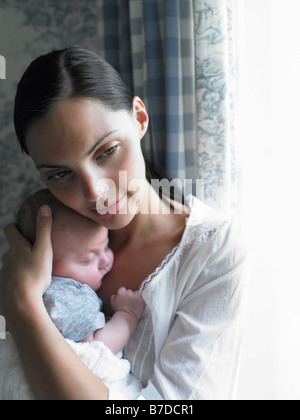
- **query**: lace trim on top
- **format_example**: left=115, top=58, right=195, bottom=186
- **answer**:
left=139, top=245, right=180, bottom=294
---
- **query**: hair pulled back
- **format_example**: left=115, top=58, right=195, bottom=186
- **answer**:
left=14, top=46, right=134, bottom=153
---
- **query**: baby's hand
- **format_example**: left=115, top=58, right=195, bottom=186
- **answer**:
left=111, top=287, right=145, bottom=321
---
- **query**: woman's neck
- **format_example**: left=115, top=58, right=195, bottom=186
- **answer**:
left=109, top=183, right=187, bottom=253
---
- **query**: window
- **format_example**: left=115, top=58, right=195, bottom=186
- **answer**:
left=236, top=0, right=300, bottom=399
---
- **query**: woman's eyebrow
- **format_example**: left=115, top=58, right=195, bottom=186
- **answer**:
left=36, top=130, right=118, bottom=170
left=36, top=163, right=68, bottom=170
left=83, top=130, right=118, bottom=158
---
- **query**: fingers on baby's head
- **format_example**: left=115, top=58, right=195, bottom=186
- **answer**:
left=16, top=189, right=62, bottom=244
left=39, top=205, right=52, bottom=218
left=4, top=223, right=30, bottom=247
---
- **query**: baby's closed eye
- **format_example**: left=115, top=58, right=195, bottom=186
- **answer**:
left=79, top=254, right=96, bottom=265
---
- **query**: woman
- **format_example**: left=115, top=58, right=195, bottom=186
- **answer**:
left=0, top=47, right=246, bottom=400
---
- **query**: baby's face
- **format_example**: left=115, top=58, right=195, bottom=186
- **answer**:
left=51, top=209, right=114, bottom=291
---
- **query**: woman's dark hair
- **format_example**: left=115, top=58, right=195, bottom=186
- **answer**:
left=14, top=46, right=134, bottom=153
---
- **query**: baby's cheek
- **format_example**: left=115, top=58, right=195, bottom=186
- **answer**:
left=51, top=257, right=76, bottom=280
left=51, top=258, right=101, bottom=291
left=83, top=268, right=103, bottom=292
left=107, top=248, right=114, bottom=269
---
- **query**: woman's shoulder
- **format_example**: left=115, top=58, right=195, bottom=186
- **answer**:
left=140, top=196, right=247, bottom=297
left=170, top=196, right=247, bottom=294
left=178, top=195, right=246, bottom=265
left=181, top=195, right=231, bottom=246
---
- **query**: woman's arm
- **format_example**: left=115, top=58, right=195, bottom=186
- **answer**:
left=10, top=297, right=108, bottom=400
left=0, top=207, right=108, bottom=400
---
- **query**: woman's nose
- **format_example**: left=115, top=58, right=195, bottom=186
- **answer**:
left=80, top=169, right=100, bottom=203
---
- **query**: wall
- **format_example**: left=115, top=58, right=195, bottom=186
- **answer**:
left=0, top=0, right=99, bottom=257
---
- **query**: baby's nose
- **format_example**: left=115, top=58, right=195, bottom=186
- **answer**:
left=99, top=250, right=114, bottom=270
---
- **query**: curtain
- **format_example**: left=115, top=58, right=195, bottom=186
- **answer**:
left=97, top=0, right=237, bottom=214
left=194, top=0, right=237, bottom=214
left=98, top=0, right=198, bottom=191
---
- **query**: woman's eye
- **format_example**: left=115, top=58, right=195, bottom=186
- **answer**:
left=99, top=145, right=117, bottom=157
left=47, top=170, right=71, bottom=182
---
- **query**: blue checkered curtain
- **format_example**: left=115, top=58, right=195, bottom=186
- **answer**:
left=98, top=0, right=198, bottom=186
left=97, top=0, right=237, bottom=213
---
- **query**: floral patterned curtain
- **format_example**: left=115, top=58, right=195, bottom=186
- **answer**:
left=194, top=0, right=237, bottom=214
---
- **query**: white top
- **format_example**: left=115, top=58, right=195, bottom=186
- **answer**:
left=123, top=195, right=247, bottom=400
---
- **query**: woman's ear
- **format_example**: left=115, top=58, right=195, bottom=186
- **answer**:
left=132, top=96, right=149, bottom=139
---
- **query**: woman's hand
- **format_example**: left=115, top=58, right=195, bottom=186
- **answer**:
left=0, top=206, right=53, bottom=327
left=0, top=206, right=109, bottom=400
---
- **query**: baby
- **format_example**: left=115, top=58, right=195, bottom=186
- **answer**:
left=16, top=189, right=145, bottom=354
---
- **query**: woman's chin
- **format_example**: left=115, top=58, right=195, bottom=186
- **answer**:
left=88, top=193, right=142, bottom=229
left=95, top=211, right=137, bottom=230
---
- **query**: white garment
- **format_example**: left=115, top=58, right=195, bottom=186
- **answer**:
left=0, top=334, right=142, bottom=400
left=124, top=195, right=247, bottom=400
left=0, top=196, right=246, bottom=400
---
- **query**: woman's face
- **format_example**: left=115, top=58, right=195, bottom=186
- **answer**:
left=25, top=97, right=149, bottom=230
